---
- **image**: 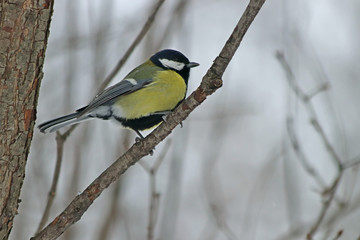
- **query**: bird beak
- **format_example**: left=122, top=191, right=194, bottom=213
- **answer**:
left=187, top=62, right=200, bottom=68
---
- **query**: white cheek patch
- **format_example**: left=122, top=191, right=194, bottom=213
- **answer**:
left=159, top=58, right=185, bottom=71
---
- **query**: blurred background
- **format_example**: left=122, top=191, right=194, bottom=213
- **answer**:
left=12, top=0, right=360, bottom=239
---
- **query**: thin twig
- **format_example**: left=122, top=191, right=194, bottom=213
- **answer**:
left=330, top=230, right=343, bottom=240
left=275, top=191, right=360, bottom=240
left=36, top=132, right=67, bottom=233
left=242, top=149, right=285, bottom=239
left=342, top=155, right=360, bottom=170
left=139, top=140, right=171, bottom=240
left=276, top=51, right=342, bottom=170
left=276, top=51, right=345, bottom=239
left=286, top=117, right=327, bottom=188
left=97, top=132, right=130, bottom=240
left=200, top=111, right=237, bottom=240
left=97, top=0, right=165, bottom=93
left=32, top=1, right=267, bottom=239
left=155, top=0, right=189, bottom=51
left=97, top=181, right=122, bottom=240
left=307, top=83, right=330, bottom=100
left=307, top=173, right=342, bottom=239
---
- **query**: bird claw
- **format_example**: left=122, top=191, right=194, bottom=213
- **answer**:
left=134, top=131, right=154, bottom=156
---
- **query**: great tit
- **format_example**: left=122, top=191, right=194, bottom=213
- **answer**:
left=38, top=49, right=199, bottom=138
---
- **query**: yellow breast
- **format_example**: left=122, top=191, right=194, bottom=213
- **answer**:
left=115, top=70, right=187, bottom=119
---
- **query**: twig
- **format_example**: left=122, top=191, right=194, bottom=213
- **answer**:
left=97, top=132, right=130, bottom=240
left=209, top=204, right=238, bottom=240
left=330, top=230, right=343, bottom=240
left=97, top=181, right=122, bottom=240
left=242, top=149, right=285, bottom=239
left=32, top=1, right=267, bottom=239
left=276, top=51, right=342, bottom=170
left=139, top=140, right=171, bottom=240
left=307, top=83, right=330, bottom=100
left=286, top=117, right=327, bottom=188
left=307, top=173, right=342, bottom=239
left=200, top=111, right=237, bottom=240
left=36, top=132, right=68, bottom=233
left=154, top=0, right=189, bottom=51
left=276, top=191, right=360, bottom=240
left=342, top=155, right=360, bottom=170
left=276, top=51, right=345, bottom=239
left=97, top=0, right=165, bottom=93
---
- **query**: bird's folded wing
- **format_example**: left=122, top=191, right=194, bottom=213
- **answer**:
left=77, top=78, right=152, bottom=116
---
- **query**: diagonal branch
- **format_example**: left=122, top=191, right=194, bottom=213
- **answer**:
left=32, top=0, right=266, bottom=239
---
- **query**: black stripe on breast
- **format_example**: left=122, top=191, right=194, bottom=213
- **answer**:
left=114, top=114, right=164, bottom=131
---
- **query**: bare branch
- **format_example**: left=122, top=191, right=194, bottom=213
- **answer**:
left=36, top=132, right=67, bottom=233
left=286, top=117, right=327, bottom=188
left=200, top=110, right=238, bottom=240
left=276, top=51, right=342, bottom=170
left=276, top=51, right=346, bottom=239
left=32, top=1, right=267, bottom=239
left=342, top=155, right=360, bottom=170
left=276, top=191, right=360, bottom=240
left=140, top=140, right=171, bottom=240
left=96, top=133, right=130, bottom=240
left=330, top=230, right=343, bottom=240
left=307, top=173, right=342, bottom=239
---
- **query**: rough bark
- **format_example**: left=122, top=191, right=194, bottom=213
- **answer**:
left=0, top=0, right=54, bottom=239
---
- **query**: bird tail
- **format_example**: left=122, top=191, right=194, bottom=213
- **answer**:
left=38, top=112, right=91, bottom=133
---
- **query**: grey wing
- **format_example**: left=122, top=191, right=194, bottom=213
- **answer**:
left=78, top=78, right=152, bottom=116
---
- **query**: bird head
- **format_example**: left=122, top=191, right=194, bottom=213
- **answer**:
left=150, top=49, right=199, bottom=84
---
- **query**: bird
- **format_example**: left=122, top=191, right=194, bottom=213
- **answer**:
left=38, top=49, right=199, bottom=138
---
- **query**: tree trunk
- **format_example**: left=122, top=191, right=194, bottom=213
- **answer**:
left=0, top=0, right=54, bottom=239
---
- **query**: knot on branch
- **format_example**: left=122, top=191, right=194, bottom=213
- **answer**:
left=194, top=87, right=207, bottom=103
left=209, top=78, right=223, bottom=89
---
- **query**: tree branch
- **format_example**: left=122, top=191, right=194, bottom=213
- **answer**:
left=276, top=51, right=346, bottom=239
left=139, top=140, right=171, bottom=240
left=286, top=117, right=327, bottom=188
left=32, top=0, right=266, bottom=239
left=36, top=132, right=70, bottom=233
